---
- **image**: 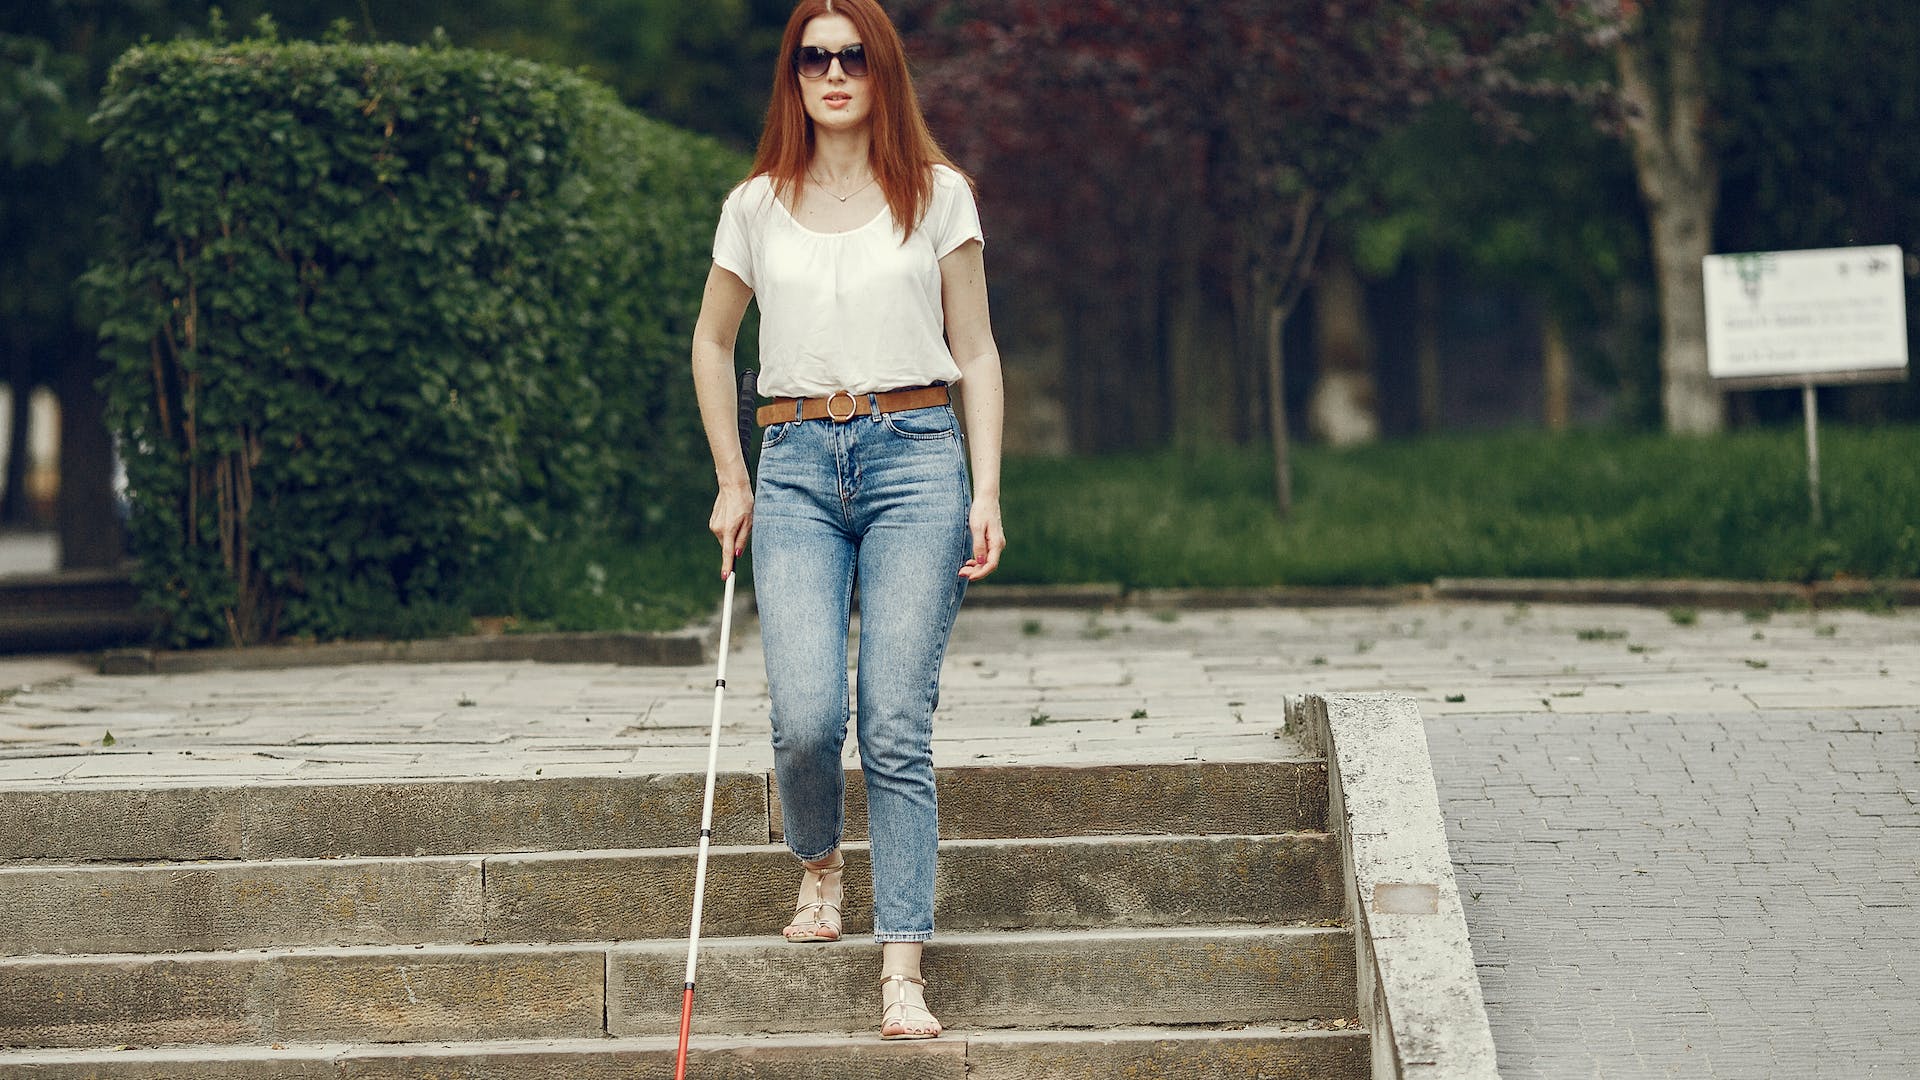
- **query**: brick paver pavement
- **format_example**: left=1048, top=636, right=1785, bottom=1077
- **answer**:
left=5, top=601, right=1919, bottom=1076
left=1431, top=710, right=1919, bottom=1079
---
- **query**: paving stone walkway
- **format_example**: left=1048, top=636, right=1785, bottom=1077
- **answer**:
left=4, top=600, right=1919, bottom=1076
left=1431, top=708, right=1919, bottom=1079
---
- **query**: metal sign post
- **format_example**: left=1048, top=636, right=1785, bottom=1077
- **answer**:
left=1801, top=381, right=1821, bottom=527
left=1703, top=245, right=1910, bottom=526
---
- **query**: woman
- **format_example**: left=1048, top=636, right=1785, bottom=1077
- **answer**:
left=688, top=0, right=1005, bottom=1042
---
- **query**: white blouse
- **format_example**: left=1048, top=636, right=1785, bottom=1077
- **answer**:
left=711, top=163, right=984, bottom=399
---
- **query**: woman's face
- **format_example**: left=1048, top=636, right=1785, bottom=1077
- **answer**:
left=797, top=14, right=872, bottom=136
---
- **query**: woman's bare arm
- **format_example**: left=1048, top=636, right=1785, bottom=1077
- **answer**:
left=939, top=238, right=1006, bottom=581
left=690, top=263, right=757, bottom=578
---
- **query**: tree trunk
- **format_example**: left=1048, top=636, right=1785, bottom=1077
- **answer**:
left=1416, top=259, right=1443, bottom=432
left=1615, top=0, right=1724, bottom=434
left=2, top=321, right=36, bottom=526
left=1236, top=196, right=1324, bottom=516
left=1542, top=308, right=1572, bottom=431
left=1307, top=246, right=1379, bottom=447
left=1266, top=302, right=1292, bottom=515
left=57, top=333, right=123, bottom=569
left=1647, top=200, right=1720, bottom=432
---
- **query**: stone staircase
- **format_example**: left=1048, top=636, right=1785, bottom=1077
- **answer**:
left=0, top=761, right=1369, bottom=1077
left=0, top=568, right=152, bottom=653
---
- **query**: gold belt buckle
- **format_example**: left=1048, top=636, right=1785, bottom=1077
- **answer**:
left=826, top=390, right=857, bottom=423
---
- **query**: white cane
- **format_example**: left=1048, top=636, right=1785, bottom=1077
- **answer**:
left=675, top=369, right=757, bottom=1079
left=674, top=567, right=736, bottom=1080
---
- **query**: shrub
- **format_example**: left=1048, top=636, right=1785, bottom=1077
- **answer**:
left=89, top=33, right=746, bottom=645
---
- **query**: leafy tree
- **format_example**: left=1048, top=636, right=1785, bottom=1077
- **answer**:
left=903, top=1, right=1601, bottom=511
left=1352, top=100, right=1655, bottom=429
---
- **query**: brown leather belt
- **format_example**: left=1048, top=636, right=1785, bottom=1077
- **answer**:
left=756, top=385, right=950, bottom=427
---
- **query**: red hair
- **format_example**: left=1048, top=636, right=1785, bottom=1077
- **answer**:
left=751, top=0, right=967, bottom=236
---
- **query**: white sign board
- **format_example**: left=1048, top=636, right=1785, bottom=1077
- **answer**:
left=1703, top=245, right=1908, bottom=383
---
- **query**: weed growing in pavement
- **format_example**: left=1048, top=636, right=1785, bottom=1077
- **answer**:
left=1668, top=608, right=1700, bottom=626
left=1577, top=628, right=1628, bottom=641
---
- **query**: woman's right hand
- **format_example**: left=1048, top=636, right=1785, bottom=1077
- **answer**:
left=709, top=482, right=754, bottom=579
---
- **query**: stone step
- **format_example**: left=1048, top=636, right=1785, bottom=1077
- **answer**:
left=486, top=834, right=1341, bottom=945
left=0, top=927, right=1355, bottom=1049
left=0, top=1025, right=1371, bottom=1078
left=610, top=925, right=1356, bottom=1037
left=0, top=761, right=1326, bottom=861
left=2, top=833, right=1342, bottom=955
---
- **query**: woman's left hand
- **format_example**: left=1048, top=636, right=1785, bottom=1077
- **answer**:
left=959, top=496, right=1005, bottom=581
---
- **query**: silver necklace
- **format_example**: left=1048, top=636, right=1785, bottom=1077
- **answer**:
left=808, top=167, right=876, bottom=203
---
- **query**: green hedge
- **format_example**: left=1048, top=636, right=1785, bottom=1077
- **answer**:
left=89, top=35, right=746, bottom=646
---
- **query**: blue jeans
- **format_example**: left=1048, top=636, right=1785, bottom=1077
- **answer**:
left=752, top=402, right=971, bottom=943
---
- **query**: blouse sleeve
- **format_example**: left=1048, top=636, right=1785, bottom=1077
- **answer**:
left=712, top=183, right=756, bottom=290
left=928, top=168, right=984, bottom=259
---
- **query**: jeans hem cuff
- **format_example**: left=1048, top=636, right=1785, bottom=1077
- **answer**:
left=790, top=840, right=843, bottom=864
left=872, top=932, right=934, bottom=943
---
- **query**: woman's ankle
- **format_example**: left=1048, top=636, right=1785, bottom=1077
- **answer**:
left=880, top=941, right=924, bottom=982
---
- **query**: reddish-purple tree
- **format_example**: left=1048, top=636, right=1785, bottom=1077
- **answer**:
left=903, top=1, right=1606, bottom=509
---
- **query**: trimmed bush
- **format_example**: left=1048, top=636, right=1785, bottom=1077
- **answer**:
left=89, top=34, right=746, bottom=646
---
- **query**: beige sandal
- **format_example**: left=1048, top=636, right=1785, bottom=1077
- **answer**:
left=780, top=854, right=844, bottom=943
left=880, top=973, right=942, bottom=1040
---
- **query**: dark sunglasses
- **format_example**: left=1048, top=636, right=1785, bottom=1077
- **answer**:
left=794, top=44, right=869, bottom=79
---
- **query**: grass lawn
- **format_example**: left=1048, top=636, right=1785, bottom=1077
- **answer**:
left=484, top=424, right=1920, bottom=633
left=997, top=424, right=1920, bottom=587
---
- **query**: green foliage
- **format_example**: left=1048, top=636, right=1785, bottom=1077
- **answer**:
left=0, top=32, right=86, bottom=166
left=997, top=426, right=1920, bottom=588
left=1351, top=101, right=1660, bottom=422
left=461, top=519, right=720, bottom=635
left=89, top=36, right=747, bottom=645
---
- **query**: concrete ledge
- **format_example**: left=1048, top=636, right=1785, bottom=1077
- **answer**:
left=0, top=613, right=159, bottom=654
left=964, top=583, right=1425, bottom=609
left=1433, top=576, right=1920, bottom=609
left=99, top=628, right=711, bottom=675
left=1287, top=693, right=1498, bottom=1080
left=968, top=578, right=1920, bottom=611
left=0, top=567, right=139, bottom=610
